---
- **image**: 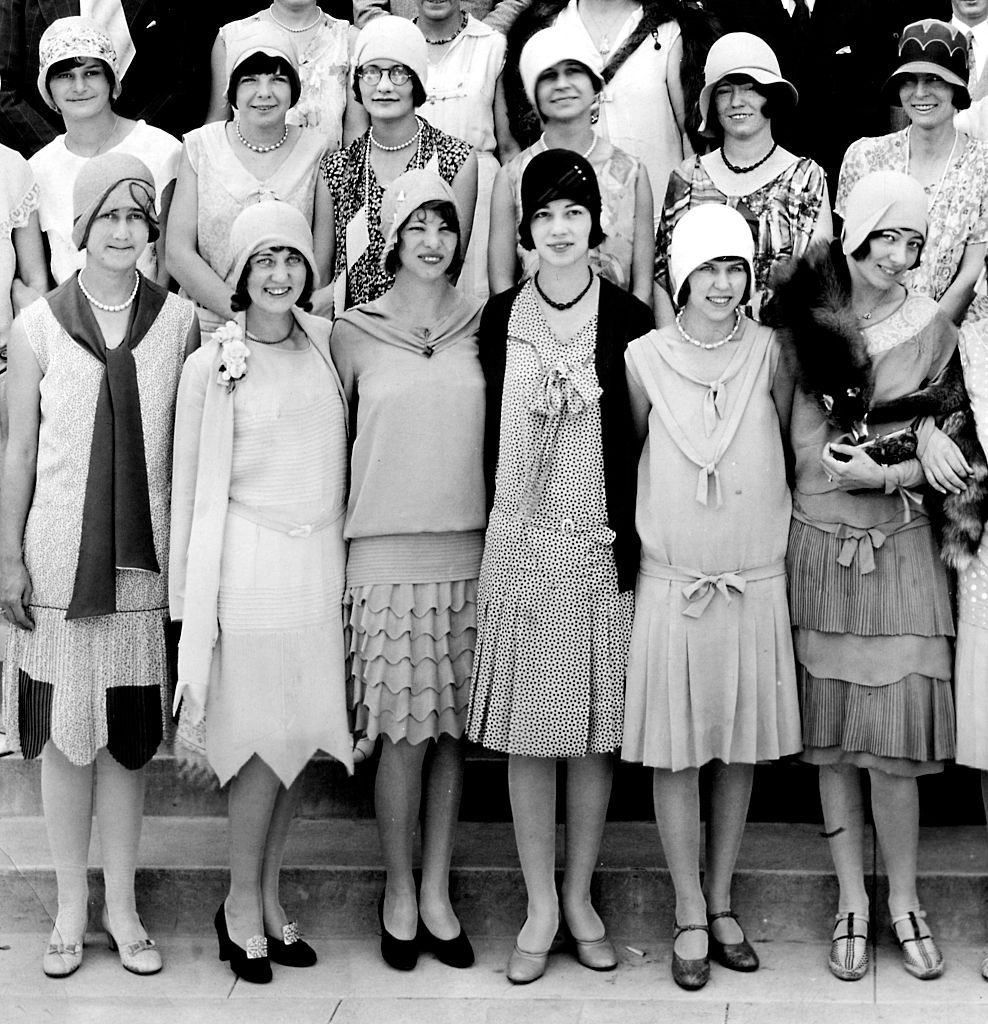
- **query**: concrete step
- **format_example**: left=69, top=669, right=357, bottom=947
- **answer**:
left=3, top=818, right=988, bottom=944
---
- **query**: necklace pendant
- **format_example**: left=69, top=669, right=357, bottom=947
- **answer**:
left=599, top=35, right=610, bottom=54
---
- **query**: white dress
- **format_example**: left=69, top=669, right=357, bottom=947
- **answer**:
left=29, top=121, right=180, bottom=284
left=420, top=15, right=505, bottom=301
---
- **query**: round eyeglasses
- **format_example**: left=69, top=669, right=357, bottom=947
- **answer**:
left=356, top=64, right=413, bottom=86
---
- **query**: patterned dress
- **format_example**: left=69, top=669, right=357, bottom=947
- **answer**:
left=505, top=138, right=642, bottom=293
left=655, top=154, right=827, bottom=319
left=2, top=287, right=193, bottom=768
left=467, top=283, right=633, bottom=757
left=320, top=120, right=471, bottom=310
left=220, top=11, right=351, bottom=151
left=836, top=129, right=988, bottom=324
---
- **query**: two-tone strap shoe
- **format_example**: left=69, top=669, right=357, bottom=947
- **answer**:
left=891, top=910, right=944, bottom=980
left=829, top=912, right=869, bottom=981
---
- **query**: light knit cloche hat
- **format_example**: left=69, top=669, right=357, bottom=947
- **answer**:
left=72, top=152, right=158, bottom=250
left=379, top=169, right=461, bottom=267
left=37, top=16, right=122, bottom=111
left=225, top=20, right=301, bottom=107
left=353, top=15, right=428, bottom=90
left=229, top=200, right=318, bottom=289
left=519, top=25, right=603, bottom=116
left=668, top=204, right=755, bottom=307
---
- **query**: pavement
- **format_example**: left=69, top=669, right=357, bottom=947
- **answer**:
left=4, top=933, right=988, bottom=1024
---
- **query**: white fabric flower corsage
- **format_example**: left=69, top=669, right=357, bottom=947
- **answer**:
left=215, top=320, right=249, bottom=392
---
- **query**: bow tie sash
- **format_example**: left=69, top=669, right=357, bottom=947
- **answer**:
left=641, top=558, right=785, bottom=617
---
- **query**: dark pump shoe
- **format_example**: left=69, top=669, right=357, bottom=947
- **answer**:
left=708, top=910, right=759, bottom=972
left=671, top=922, right=710, bottom=991
left=378, top=895, right=418, bottom=971
left=214, top=903, right=271, bottom=984
left=417, top=918, right=475, bottom=968
left=265, top=921, right=317, bottom=967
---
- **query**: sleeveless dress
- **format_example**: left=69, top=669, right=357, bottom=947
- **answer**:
left=172, top=333, right=353, bottom=786
left=467, top=283, right=633, bottom=757
left=505, top=138, right=642, bottom=293
left=421, top=15, right=505, bottom=302
left=2, top=288, right=193, bottom=768
left=0, top=145, right=38, bottom=342
left=220, top=11, right=351, bottom=151
left=183, top=122, right=326, bottom=333
left=621, top=321, right=801, bottom=769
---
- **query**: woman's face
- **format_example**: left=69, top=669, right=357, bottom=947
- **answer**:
left=899, top=73, right=957, bottom=128
left=360, top=59, right=416, bottom=121
left=48, top=58, right=111, bottom=121
left=529, top=198, right=593, bottom=266
left=852, top=228, right=924, bottom=293
left=246, top=246, right=308, bottom=312
left=683, top=258, right=748, bottom=323
left=397, top=206, right=458, bottom=280
left=234, top=70, right=293, bottom=123
left=535, top=60, right=596, bottom=122
left=415, top=0, right=461, bottom=23
left=714, top=77, right=770, bottom=140
left=85, top=204, right=150, bottom=273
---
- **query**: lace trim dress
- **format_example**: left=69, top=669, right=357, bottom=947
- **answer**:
left=467, top=283, right=633, bottom=757
left=0, top=145, right=38, bottom=346
left=787, top=295, right=957, bottom=777
left=621, top=322, right=800, bottom=769
left=2, top=291, right=193, bottom=768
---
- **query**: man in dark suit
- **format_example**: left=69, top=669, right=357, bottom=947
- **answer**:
left=0, top=1, right=256, bottom=156
left=711, top=0, right=952, bottom=191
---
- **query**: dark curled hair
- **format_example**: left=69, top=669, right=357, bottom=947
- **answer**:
left=352, top=67, right=427, bottom=109
left=676, top=256, right=752, bottom=309
left=849, top=229, right=925, bottom=270
left=227, top=53, right=301, bottom=108
left=705, top=78, right=794, bottom=143
left=47, top=56, right=116, bottom=99
left=230, top=247, right=314, bottom=312
left=384, top=200, right=463, bottom=278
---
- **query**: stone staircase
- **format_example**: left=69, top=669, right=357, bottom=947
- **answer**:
left=3, top=749, right=988, bottom=945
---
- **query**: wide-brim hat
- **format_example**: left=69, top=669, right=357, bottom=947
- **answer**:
left=519, top=26, right=603, bottom=117
left=669, top=204, right=755, bottom=308
left=229, top=200, right=318, bottom=291
left=698, top=32, right=797, bottom=137
left=883, top=19, right=969, bottom=109
left=226, top=21, right=301, bottom=107
left=841, top=171, right=928, bottom=257
left=380, top=169, right=461, bottom=268
left=37, top=16, right=122, bottom=112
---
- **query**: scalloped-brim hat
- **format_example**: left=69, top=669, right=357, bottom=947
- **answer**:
left=883, top=19, right=970, bottom=109
left=698, top=32, right=797, bottom=137
left=37, top=16, right=122, bottom=112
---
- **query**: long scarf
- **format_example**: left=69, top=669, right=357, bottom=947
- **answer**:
left=47, top=273, right=166, bottom=619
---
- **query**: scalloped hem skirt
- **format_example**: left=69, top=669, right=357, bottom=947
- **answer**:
left=345, top=578, right=477, bottom=745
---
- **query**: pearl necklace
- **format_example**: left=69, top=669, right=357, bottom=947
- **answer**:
left=539, top=132, right=597, bottom=160
left=415, top=12, right=468, bottom=44
left=534, top=269, right=595, bottom=310
left=268, top=4, right=322, bottom=32
left=236, top=118, right=289, bottom=153
left=675, top=307, right=743, bottom=349
left=78, top=270, right=140, bottom=313
left=721, top=142, right=778, bottom=175
left=370, top=117, right=423, bottom=152
left=246, top=326, right=294, bottom=344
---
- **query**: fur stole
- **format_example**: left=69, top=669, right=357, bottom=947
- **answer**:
left=768, top=240, right=988, bottom=569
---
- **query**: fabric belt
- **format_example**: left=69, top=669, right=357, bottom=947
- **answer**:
left=228, top=501, right=344, bottom=537
left=792, top=508, right=926, bottom=575
left=640, top=557, right=785, bottom=618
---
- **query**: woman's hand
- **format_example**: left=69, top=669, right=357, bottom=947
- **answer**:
left=0, top=556, right=34, bottom=629
left=172, top=680, right=207, bottom=725
left=820, top=441, right=886, bottom=490
left=920, top=427, right=972, bottom=494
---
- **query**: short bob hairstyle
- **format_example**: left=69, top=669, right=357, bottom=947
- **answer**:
left=230, top=246, right=315, bottom=313
left=46, top=55, right=116, bottom=100
left=675, top=256, right=752, bottom=310
left=705, top=76, right=795, bottom=143
left=384, top=199, right=464, bottom=278
left=848, top=228, right=925, bottom=270
left=352, top=66, right=427, bottom=109
left=227, top=52, right=302, bottom=109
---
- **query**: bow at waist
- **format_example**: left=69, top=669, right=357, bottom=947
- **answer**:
left=228, top=501, right=345, bottom=537
left=640, top=558, right=785, bottom=618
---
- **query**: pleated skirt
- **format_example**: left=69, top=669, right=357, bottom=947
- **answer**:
left=788, top=515, right=955, bottom=776
left=955, top=554, right=988, bottom=770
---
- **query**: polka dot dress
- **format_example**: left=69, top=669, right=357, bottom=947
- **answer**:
left=466, top=283, right=633, bottom=758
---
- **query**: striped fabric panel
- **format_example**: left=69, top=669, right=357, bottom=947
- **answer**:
left=16, top=670, right=53, bottom=760
left=106, top=684, right=163, bottom=770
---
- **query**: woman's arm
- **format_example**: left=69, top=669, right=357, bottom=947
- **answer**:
left=154, top=179, right=176, bottom=289
left=0, top=317, right=41, bottom=629
left=665, top=33, right=688, bottom=146
left=488, top=165, right=519, bottom=295
left=165, top=148, right=237, bottom=321
left=625, top=361, right=651, bottom=442
left=936, top=241, right=987, bottom=325
left=450, top=149, right=479, bottom=262
left=630, top=166, right=655, bottom=307
left=309, top=175, right=336, bottom=318
left=11, top=210, right=50, bottom=311
left=810, top=188, right=834, bottom=245
left=205, top=33, right=231, bottom=124
left=493, top=74, right=520, bottom=163
left=342, top=26, right=369, bottom=147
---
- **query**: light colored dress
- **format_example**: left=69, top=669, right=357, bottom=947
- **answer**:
left=29, top=121, right=180, bottom=284
left=554, top=0, right=684, bottom=228
left=656, top=152, right=827, bottom=320
left=836, top=129, right=988, bottom=324
left=220, top=10, right=351, bottom=152
left=184, top=122, right=326, bottom=332
left=788, top=295, right=957, bottom=776
left=2, top=288, right=192, bottom=767
left=173, top=335, right=353, bottom=786
left=955, top=321, right=988, bottom=769
left=421, top=14, right=505, bottom=301
left=505, top=138, right=642, bottom=292
left=622, top=321, right=800, bottom=769
left=0, top=145, right=39, bottom=343
left=467, top=284, right=633, bottom=757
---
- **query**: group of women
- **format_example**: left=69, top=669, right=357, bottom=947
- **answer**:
left=3, top=0, right=988, bottom=998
